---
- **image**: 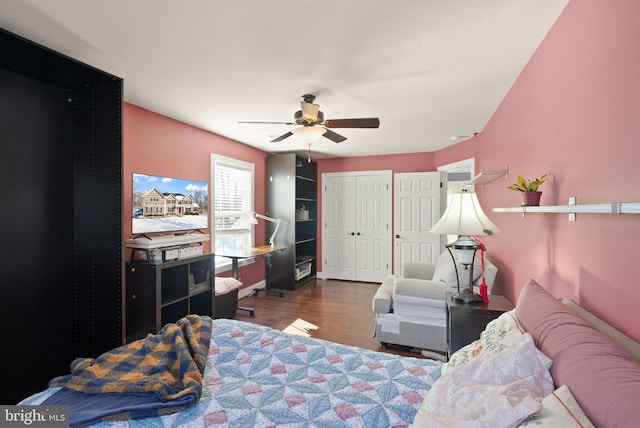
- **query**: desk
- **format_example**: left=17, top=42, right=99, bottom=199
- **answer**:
left=217, top=245, right=288, bottom=315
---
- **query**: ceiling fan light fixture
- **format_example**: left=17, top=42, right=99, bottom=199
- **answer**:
left=291, top=126, right=327, bottom=145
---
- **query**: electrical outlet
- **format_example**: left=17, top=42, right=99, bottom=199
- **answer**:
left=568, top=196, right=576, bottom=222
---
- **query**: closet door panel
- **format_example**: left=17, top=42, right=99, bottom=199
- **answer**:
left=355, top=174, right=390, bottom=283
left=322, top=176, right=356, bottom=280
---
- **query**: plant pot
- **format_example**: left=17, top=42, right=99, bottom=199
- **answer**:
left=522, top=191, right=542, bottom=206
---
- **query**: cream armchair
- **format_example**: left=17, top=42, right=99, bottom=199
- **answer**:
left=372, top=251, right=498, bottom=359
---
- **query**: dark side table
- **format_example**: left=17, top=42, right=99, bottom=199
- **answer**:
left=446, top=292, right=514, bottom=359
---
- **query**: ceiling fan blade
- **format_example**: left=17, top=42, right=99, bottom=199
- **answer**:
left=324, top=118, right=380, bottom=128
left=270, top=131, right=293, bottom=142
left=238, top=121, right=296, bottom=125
left=323, top=129, right=347, bottom=143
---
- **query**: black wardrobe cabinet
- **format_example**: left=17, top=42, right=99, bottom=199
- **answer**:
left=0, top=28, right=123, bottom=403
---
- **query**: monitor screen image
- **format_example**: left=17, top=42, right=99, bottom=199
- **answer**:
left=132, top=173, right=208, bottom=235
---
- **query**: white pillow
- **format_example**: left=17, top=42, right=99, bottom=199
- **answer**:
left=215, top=276, right=243, bottom=295
left=443, top=309, right=547, bottom=375
left=518, top=385, right=595, bottom=428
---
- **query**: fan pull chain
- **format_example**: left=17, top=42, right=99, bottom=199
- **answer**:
left=307, top=142, right=312, bottom=162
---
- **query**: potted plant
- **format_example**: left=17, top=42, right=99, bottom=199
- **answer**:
left=507, top=174, right=549, bottom=206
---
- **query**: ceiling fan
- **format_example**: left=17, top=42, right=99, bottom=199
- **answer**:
left=238, top=94, right=380, bottom=144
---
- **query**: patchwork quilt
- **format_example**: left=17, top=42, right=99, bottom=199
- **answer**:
left=25, top=318, right=442, bottom=427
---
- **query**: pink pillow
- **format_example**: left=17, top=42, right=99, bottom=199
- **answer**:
left=516, top=279, right=640, bottom=428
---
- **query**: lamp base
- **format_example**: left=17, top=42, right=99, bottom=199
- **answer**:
left=452, top=288, right=484, bottom=303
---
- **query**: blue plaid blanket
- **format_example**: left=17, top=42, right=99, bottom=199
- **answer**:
left=44, top=315, right=212, bottom=427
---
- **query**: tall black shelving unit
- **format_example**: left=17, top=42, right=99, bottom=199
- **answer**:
left=0, top=28, right=122, bottom=403
left=266, top=154, right=318, bottom=290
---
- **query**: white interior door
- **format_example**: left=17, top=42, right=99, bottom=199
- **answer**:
left=322, top=171, right=391, bottom=282
left=355, top=174, right=391, bottom=283
left=322, top=175, right=356, bottom=280
left=393, top=171, right=447, bottom=274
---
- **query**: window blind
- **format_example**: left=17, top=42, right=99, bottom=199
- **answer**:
left=214, top=160, right=252, bottom=234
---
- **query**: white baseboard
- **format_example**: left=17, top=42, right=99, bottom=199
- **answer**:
left=238, top=280, right=265, bottom=299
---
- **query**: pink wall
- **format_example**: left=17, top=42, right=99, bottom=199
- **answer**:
left=437, top=0, right=640, bottom=341
left=123, top=103, right=269, bottom=287
left=317, top=152, right=435, bottom=174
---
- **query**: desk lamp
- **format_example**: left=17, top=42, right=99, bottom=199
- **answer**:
left=429, top=189, right=500, bottom=303
left=249, top=212, right=281, bottom=247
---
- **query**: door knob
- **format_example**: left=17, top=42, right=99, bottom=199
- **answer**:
left=395, top=234, right=401, bottom=238
left=356, top=232, right=361, bottom=235
left=350, top=232, right=355, bottom=235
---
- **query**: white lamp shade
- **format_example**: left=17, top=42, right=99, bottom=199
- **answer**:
left=430, top=190, right=500, bottom=236
left=292, top=126, right=327, bottom=144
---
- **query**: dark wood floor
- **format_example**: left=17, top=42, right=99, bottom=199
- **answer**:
left=233, top=278, right=424, bottom=358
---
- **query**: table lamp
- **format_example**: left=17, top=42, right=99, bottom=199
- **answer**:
left=429, top=189, right=500, bottom=303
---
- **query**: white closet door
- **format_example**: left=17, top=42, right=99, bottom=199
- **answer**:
left=393, top=171, right=447, bottom=274
left=355, top=174, right=391, bottom=283
left=322, top=175, right=357, bottom=280
left=322, top=171, right=391, bottom=282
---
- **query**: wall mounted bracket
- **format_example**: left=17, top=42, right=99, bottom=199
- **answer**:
left=467, top=165, right=509, bottom=186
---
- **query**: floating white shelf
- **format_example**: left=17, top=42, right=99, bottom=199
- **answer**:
left=493, top=198, right=640, bottom=221
left=494, top=202, right=640, bottom=214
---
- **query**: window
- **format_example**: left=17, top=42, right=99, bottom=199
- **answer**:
left=211, top=154, right=254, bottom=269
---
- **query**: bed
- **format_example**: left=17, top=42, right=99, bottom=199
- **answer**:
left=20, top=279, right=640, bottom=427
left=20, top=316, right=442, bottom=427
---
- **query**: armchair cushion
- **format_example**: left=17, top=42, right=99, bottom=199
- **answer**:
left=401, top=261, right=436, bottom=280
left=393, top=278, right=453, bottom=301
left=432, top=251, right=482, bottom=287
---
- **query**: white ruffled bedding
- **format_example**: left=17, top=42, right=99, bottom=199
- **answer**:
left=412, top=333, right=553, bottom=427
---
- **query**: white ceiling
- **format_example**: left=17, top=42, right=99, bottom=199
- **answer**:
left=1, top=0, right=568, bottom=159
